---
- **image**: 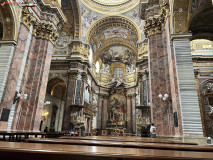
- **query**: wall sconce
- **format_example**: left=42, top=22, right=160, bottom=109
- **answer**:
left=13, top=91, right=28, bottom=104
left=42, top=112, right=49, bottom=120
left=159, top=93, right=169, bottom=101
left=44, top=101, right=51, bottom=105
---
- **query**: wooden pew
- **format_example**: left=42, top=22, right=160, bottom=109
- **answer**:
left=0, top=141, right=213, bottom=160
left=59, top=136, right=198, bottom=145
left=0, top=131, right=63, bottom=141
left=25, top=138, right=213, bottom=152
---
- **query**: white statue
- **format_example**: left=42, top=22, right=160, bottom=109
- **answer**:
left=93, top=94, right=98, bottom=105
left=136, top=94, right=140, bottom=106
left=126, top=64, right=136, bottom=75
left=110, top=77, right=125, bottom=87
left=208, top=105, right=213, bottom=115
left=55, top=32, right=69, bottom=48
left=100, top=63, right=110, bottom=75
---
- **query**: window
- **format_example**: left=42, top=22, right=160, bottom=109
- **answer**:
left=113, top=68, right=123, bottom=78
left=95, top=61, right=100, bottom=73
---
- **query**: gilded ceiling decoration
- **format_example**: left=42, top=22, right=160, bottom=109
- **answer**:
left=80, top=0, right=139, bottom=15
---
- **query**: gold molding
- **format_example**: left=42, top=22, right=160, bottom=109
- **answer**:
left=144, top=3, right=169, bottom=37
left=21, top=8, right=58, bottom=43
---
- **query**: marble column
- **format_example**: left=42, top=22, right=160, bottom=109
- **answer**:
left=102, top=97, right=108, bottom=129
left=62, top=71, right=78, bottom=131
left=171, top=34, right=203, bottom=136
left=148, top=30, right=174, bottom=136
left=0, top=24, right=30, bottom=130
left=126, top=96, right=131, bottom=133
left=11, top=36, right=53, bottom=131
left=97, top=96, right=103, bottom=129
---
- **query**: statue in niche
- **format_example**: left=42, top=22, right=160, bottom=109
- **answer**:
left=100, top=63, right=110, bottom=75
left=55, top=32, right=69, bottom=48
left=93, top=94, right=98, bottom=105
left=207, top=83, right=213, bottom=90
left=136, top=94, right=140, bottom=106
left=125, top=63, right=136, bottom=75
left=208, top=105, right=213, bottom=115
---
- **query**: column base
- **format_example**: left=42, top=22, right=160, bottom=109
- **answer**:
left=156, top=135, right=207, bottom=145
left=182, top=136, right=207, bottom=145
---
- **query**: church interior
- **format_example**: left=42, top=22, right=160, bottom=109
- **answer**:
left=0, top=0, right=213, bottom=159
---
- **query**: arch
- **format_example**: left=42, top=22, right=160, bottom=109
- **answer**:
left=85, top=15, right=142, bottom=42
left=46, top=78, right=66, bottom=98
left=0, top=2, right=18, bottom=41
left=93, top=38, right=137, bottom=63
left=61, top=0, right=81, bottom=39
left=189, top=5, right=213, bottom=41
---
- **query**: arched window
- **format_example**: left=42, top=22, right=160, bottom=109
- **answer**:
left=113, top=67, right=123, bottom=78
left=95, top=61, right=100, bottom=73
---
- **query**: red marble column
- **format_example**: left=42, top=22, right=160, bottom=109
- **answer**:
left=149, top=29, right=175, bottom=136
left=62, top=78, right=77, bottom=131
left=102, top=97, right=108, bottom=129
left=97, top=96, right=102, bottom=129
left=31, top=40, right=53, bottom=131
left=0, top=24, right=30, bottom=130
left=11, top=35, right=39, bottom=131
left=126, top=96, right=131, bottom=133
left=11, top=37, right=53, bottom=131
left=132, top=96, right=136, bottom=133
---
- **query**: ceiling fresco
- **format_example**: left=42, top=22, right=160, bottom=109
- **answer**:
left=122, top=5, right=146, bottom=41
left=100, top=46, right=135, bottom=66
left=104, top=28, right=129, bottom=40
left=80, top=1, right=104, bottom=39
left=90, top=28, right=137, bottom=53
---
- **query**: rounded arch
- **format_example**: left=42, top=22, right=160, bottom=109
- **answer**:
left=0, top=2, right=18, bottom=41
left=200, top=78, right=213, bottom=90
left=93, top=39, right=137, bottom=63
left=46, top=78, right=67, bottom=100
left=85, top=15, right=142, bottom=42
left=61, top=0, right=81, bottom=39
left=189, top=4, right=213, bottom=41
